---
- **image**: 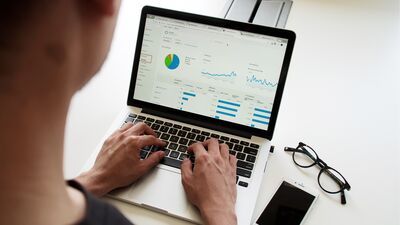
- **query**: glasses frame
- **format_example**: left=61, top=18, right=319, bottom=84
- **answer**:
left=284, top=142, right=351, bottom=205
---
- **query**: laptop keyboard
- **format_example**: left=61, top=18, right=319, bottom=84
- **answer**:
left=123, top=113, right=260, bottom=187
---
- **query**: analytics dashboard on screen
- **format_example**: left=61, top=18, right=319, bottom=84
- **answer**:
left=133, top=15, right=288, bottom=131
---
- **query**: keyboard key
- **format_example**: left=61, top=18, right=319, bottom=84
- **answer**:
left=163, top=149, right=170, bottom=157
left=230, top=138, right=239, bottom=143
left=160, top=157, right=182, bottom=169
left=236, top=152, right=246, bottom=160
left=151, top=124, right=160, bottom=130
left=144, top=121, right=152, bottom=126
left=226, top=142, right=234, bottom=149
left=169, top=136, right=179, bottom=143
left=220, top=136, right=229, bottom=141
left=250, top=143, right=260, bottom=149
left=240, top=141, right=250, bottom=146
left=142, top=146, right=152, bottom=151
left=134, top=119, right=143, bottom=124
left=243, top=147, right=258, bottom=156
left=192, top=129, right=200, bottom=134
left=178, top=145, right=187, bottom=152
left=168, top=143, right=178, bottom=150
left=246, top=155, right=256, bottom=163
left=201, top=131, right=210, bottom=136
left=178, top=138, right=189, bottom=145
left=229, top=150, right=236, bottom=156
left=173, top=124, right=182, bottom=129
left=146, top=117, right=155, bottom=122
left=125, top=117, right=134, bottom=123
left=234, top=144, right=244, bottom=152
left=211, top=133, right=220, bottom=139
left=195, top=135, right=206, bottom=142
left=138, top=115, right=146, bottom=120
left=163, top=141, right=169, bottom=148
left=164, top=122, right=173, bottom=126
left=140, top=150, right=148, bottom=159
left=188, top=140, right=197, bottom=146
left=237, top=160, right=254, bottom=170
left=238, top=181, right=248, bottom=187
left=160, top=133, right=170, bottom=140
left=168, top=128, right=178, bottom=135
left=179, top=153, right=189, bottom=160
left=177, top=130, right=187, bottom=137
left=150, top=146, right=160, bottom=152
left=128, top=113, right=137, bottom=118
left=169, top=151, right=180, bottom=158
left=186, top=133, right=196, bottom=140
left=155, top=120, right=164, bottom=124
left=154, top=131, right=161, bottom=138
left=160, top=126, right=169, bottom=132
left=236, top=176, right=239, bottom=184
left=182, top=126, right=191, bottom=131
left=237, top=168, right=252, bottom=178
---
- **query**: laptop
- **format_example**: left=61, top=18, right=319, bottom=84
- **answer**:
left=82, top=6, right=295, bottom=225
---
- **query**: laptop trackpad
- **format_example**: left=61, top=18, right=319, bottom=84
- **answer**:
left=126, top=167, right=192, bottom=216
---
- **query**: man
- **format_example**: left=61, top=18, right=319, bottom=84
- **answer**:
left=0, top=1, right=237, bottom=225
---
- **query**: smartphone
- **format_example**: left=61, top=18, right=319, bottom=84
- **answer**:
left=254, top=180, right=318, bottom=225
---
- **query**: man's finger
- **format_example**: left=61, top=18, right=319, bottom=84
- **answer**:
left=141, top=151, right=165, bottom=172
left=125, top=122, right=156, bottom=136
left=135, top=135, right=166, bottom=149
left=229, top=154, right=237, bottom=168
left=203, top=138, right=220, bottom=157
left=219, top=143, right=229, bottom=160
left=187, top=142, right=207, bottom=158
left=120, top=122, right=134, bottom=132
left=181, top=158, right=193, bottom=183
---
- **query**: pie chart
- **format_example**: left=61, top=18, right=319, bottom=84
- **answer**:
left=165, top=53, right=180, bottom=70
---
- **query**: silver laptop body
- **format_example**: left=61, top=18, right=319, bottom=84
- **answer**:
left=82, top=6, right=295, bottom=225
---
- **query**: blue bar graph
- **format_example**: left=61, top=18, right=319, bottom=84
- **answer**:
left=253, top=113, right=270, bottom=119
left=217, top=105, right=238, bottom=112
left=254, top=108, right=271, bottom=114
left=218, top=100, right=240, bottom=107
left=182, top=97, right=189, bottom=101
left=216, top=110, right=236, bottom=117
left=183, top=92, right=196, bottom=97
left=252, top=119, right=269, bottom=125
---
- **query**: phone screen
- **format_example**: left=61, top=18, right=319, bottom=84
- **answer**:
left=256, top=181, right=316, bottom=225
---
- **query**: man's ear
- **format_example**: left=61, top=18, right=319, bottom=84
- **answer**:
left=89, top=0, right=118, bottom=16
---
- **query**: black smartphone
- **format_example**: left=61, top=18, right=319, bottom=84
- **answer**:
left=255, top=180, right=318, bottom=225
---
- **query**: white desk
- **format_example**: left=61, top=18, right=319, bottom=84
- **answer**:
left=64, top=0, right=400, bottom=224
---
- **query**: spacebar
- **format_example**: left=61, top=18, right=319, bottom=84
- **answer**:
left=160, top=157, right=182, bottom=169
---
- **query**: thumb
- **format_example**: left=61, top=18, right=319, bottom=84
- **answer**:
left=141, top=151, right=164, bottom=172
left=180, top=158, right=193, bottom=183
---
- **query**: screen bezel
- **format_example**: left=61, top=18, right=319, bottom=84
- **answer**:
left=127, top=6, right=296, bottom=140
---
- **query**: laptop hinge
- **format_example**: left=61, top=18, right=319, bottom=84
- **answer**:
left=142, top=107, right=252, bottom=139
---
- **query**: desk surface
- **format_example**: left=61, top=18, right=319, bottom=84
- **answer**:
left=64, top=0, right=400, bottom=224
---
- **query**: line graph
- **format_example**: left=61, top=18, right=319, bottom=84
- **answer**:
left=201, top=71, right=237, bottom=78
left=246, top=75, right=278, bottom=88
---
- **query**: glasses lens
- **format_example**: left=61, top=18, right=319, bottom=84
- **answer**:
left=318, top=168, right=346, bottom=193
left=293, top=145, right=317, bottom=167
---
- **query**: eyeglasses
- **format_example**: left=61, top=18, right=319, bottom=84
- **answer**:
left=284, top=142, right=351, bottom=204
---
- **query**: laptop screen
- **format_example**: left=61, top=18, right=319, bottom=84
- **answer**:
left=133, top=14, right=288, bottom=131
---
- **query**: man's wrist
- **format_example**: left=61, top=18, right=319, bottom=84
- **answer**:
left=200, top=206, right=237, bottom=225
left=75, top=169, right=111, bottom=197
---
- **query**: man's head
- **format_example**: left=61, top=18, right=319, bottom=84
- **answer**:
left=0, top=0, right=121, bottom=96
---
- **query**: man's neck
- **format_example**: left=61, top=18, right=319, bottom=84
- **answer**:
left=0, top=51, right=84, bottom=225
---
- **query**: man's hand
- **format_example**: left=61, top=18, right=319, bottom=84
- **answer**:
left=181, top=139, right=238, bottom=225
left=76, top=122, right=165, bottom=197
